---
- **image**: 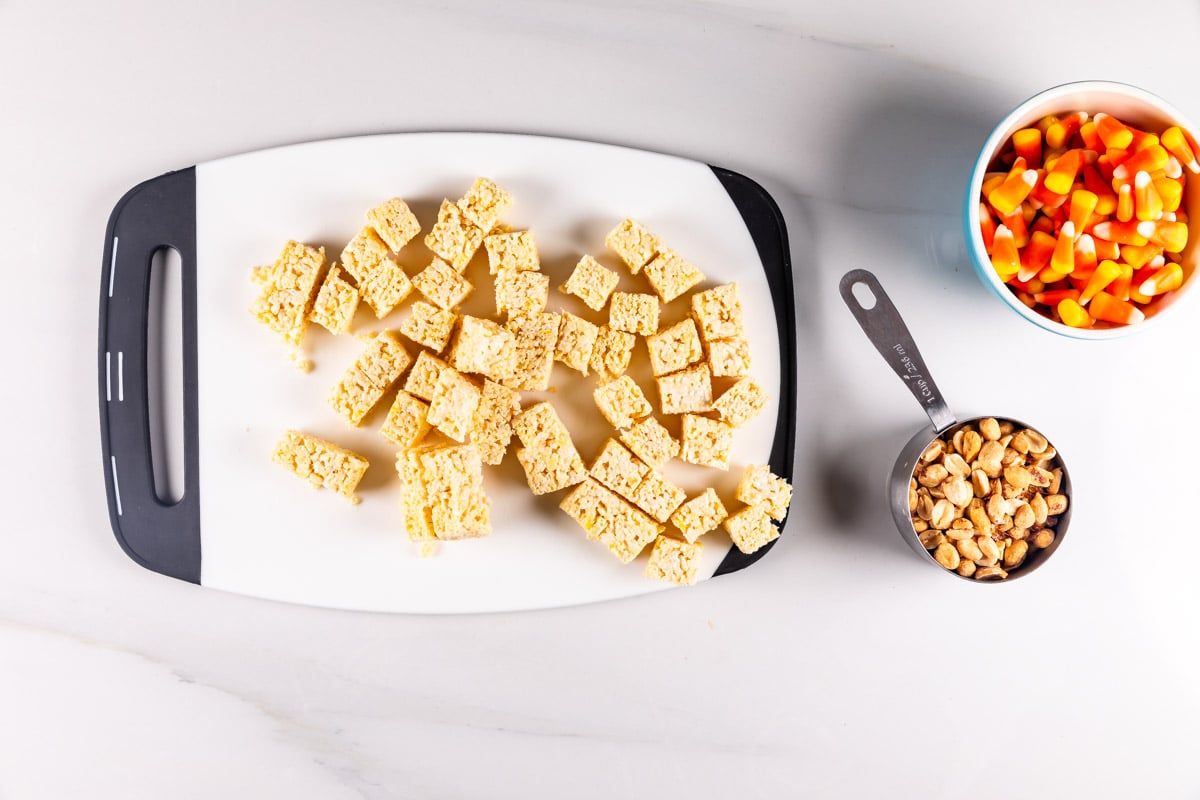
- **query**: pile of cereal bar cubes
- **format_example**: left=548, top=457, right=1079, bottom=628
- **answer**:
left=252, top=178, right=792, bottom=585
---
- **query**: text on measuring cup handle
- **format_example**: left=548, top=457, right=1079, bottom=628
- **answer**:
left=893, top=344, right=935, bottom=403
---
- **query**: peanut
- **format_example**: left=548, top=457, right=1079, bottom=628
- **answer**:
left=968, top=505, right=993, bottom=538
left=918, top=463, right=949, bottom=488
left=977, top=441, right=1005, bottom=477
left=1031, top=493, right=1048, bottom=526
left=976, top=535, right=1000, bottom=567
left=908, top=419, right=1068, bottom=581
left=971, top=469, right=990, bottom=497
left=1031, top=528, right=1055, bottom=549
left=916, top=492, right=934, bottom=521
left=946, top=519, right=975, bottom=540
left=957, top=537, right=983, bottom=562
left=943, top=453, right=971, bottom=479
left=943, top=477, right=974, bottom=508
left=961, top=430, right=983, bottom=462
left=1012, top=502, right=1035, bottom=530
left=919, top=528, right=946, bottom=549
left=1003, top=539, right=1029, bottom=568
left=1029, top=466, right=1053, bottom=488
left=974, top=565, right=1009, bottom=581
left=1023, top=429, right=1048, bottom=453
left=930, top=499, right=954, bottom=529
left=1003, top=465, right=1032, bottom=491
left=934, top=542, right=960, bottom=570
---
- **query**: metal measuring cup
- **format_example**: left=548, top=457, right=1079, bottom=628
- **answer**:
left=838, top=269, right=1072, bottom=582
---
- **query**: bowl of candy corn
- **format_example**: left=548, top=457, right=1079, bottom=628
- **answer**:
left=966, top=81, right=1200, bottom=338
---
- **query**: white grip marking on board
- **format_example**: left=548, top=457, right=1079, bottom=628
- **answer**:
left=110, top=456, right=123, bottom=516
left=108, top=237, right=119, bottom=298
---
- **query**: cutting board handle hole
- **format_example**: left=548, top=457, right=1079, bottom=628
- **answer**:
left=147, top=246, right=185, bottom=505
left=849, top=280, right=877, bottom=310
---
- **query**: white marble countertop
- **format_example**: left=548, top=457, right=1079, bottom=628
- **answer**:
left=3, top=0, right=1199, bottom=796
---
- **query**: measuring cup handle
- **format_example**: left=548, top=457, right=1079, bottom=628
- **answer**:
left=839, top=269, right=957, bottom=433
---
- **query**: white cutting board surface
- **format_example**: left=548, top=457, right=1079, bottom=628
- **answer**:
left=194, top=132, right=783, bottom=613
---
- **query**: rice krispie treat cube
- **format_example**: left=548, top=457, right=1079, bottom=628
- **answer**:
left=560, top=255, right=620, bottom=311
left=736, top=464, right=793, bottom=521
left=399, top=301, right=457, bottom=354
left=251, top=241, right=325, bottom=347
left=356, top=331, right=413, bottom=389
left=420, top=444, right=491, bottom=540
left=427, top=367, right=482, bottom=443
left=340, top=227, right=392, bottom=284
left=308, top=264, right=359, bottom=335
left=457, top=177, right=513, bottom=232
left=632, top=470, right=687, bottom=524
left=588, top=439, right=650, bottom=499
left=708, top=335, right=751, bottom=378
left=357, top=258, right=413, bottom=318
left=712, top=378, right=767, bottom=428
left=512, top=402, right=586, bottom=494
left=484, top=230, right=539, bottom=274
left=397, top=450, right=435, bottom=541
left=644, top=535, right=703, bottom=585
left=449, top=315, right=517, bottom=383
left=670, top=488, right=728, bottom=543
left=646, top=318, right=703, bottom=377
left=643, top=247, right=705, bottom=304
left=367, top=197, right=421, bottom=252
left=559, top=478, right=661, bottom=563
left=273, top=430, right=369, bottom=503
left=503, top=312, right=561, bottom=391
left=403, top=350, right=448, bottom=402
left=329, top=332, right=412, bottom=426
left=380, top=390, right=432, bottom=449
left=554, top=312, right=600, bottom=375
left=724, top=503, right=780, bottom=554
left=589, top=326, right=636, bottom=379
left=691, top=282, right=744, bottom=343
left=618, top=415, right=679, bottom=470
left=470, top=379, right=522, bottom=465
left=605, top=218, right=659, bottom=274
left=593, top=375, right=653, bottom=429
left=329, top=368, right=381, bottom=427
left=425, top=200, right=484, bottom=271
left=680, top=414, right=734, bottom=470
left=495, top=269, right=549, bottom=317
left=413, top=257, right=474, bottom=311
left=559, top=477, right=618, bottom=531
left=515, top=443, right=587, bottom=496
left=513, top=401, right=573, bottom=450
left=609, top=291, right=660, bottom=336
left=656, top=363, right=713, bottom=415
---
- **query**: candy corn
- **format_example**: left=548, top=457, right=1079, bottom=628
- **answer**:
left=1089, top=291, right=1145, bottom=324
left=1057, top=297, right=1091, bottom=328
left=980, top=110, right=1192, bottom=327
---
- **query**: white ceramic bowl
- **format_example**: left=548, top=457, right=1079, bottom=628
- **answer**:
left=964, top=81, right=1200, bottom=339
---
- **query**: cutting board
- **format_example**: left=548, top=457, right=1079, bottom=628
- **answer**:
left=98, top=132, right=796, bottom=613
